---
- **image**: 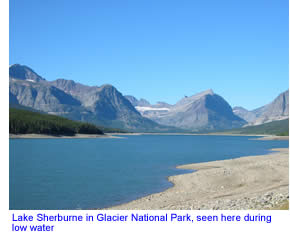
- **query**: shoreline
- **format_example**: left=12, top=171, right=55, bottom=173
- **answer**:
left=109, top=132, right=289, bottom=140
left=9, top=132, right=288, bottom=140
left=252, top=135, right=289, bottom=141
left=106, top=148, right=289, bottom=210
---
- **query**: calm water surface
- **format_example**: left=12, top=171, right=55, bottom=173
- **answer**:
left=9, top=135, right=288, bottom=209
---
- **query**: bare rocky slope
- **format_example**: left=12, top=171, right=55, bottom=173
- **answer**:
left=233, top=90, right=289, bottom=126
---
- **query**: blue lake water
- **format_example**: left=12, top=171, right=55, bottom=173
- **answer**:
left=9, top=135, right=288, bottom=210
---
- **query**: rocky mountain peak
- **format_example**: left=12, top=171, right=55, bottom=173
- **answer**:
left=9, top=64, right=45, bottom=82
left=202, top=89, right=214, bottom=95
left=176, top=89, right=215, bottom=107
left=138, top=98, right=151, bottom=107
left=124, top=95, right=150, bottom=107
left=124, top=95, right=139, bottom=106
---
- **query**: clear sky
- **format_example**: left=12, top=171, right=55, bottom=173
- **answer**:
left=10, top=0, right=288, bottom=110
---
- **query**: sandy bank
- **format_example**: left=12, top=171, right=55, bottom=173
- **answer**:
left=254, top=135, right=289, bottom=141
left=9, top=133, right=124, bottom=139
left=109, top=132, right=289, bottom=140
left=107, top=148, right=289, bottom=210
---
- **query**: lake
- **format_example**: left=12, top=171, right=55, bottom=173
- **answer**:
left=9, top=135, right=288, bottom=210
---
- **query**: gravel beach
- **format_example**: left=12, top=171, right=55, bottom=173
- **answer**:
left=107, top=148, right=289, bottom=210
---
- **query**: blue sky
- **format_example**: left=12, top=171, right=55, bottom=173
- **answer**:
left=10, top=0, right=288, bottom=110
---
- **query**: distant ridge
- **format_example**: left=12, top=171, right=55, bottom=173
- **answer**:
left=233, top=90, right=289, bottom=126
left=218, top=118, right=289, bottom=136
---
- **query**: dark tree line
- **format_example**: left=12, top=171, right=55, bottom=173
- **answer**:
left=9, top=108, right=104, bottom=136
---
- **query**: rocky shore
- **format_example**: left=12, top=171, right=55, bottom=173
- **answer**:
left=107, top=148, right=289, bottom=210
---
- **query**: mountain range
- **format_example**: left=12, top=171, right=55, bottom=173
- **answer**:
left=126, top=90, right=247, bottom=131
left=9, top=64, right=289, bottom=132
left=9, top=64, right=176, bottom=132
left=126, top=89, right=289, bottom=131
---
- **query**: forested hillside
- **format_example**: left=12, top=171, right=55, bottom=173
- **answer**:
left=9, top=108, right=104, bottom=136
